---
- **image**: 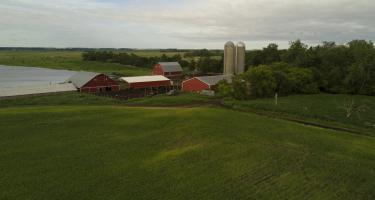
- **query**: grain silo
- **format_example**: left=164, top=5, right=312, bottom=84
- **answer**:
left=236, top=42, right=246, bottom=74
left=224, top=41, right=236, bottom=75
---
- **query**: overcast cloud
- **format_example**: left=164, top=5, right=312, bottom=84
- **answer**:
left=0, top=0, right=374, bottom=49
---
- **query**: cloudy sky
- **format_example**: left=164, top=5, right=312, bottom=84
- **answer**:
left=1, top=0, right=374, bottom=49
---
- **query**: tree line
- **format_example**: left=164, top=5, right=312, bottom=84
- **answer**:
left=82, top=51, right=223, bottom=74
left=82, top=51, right=184, bottom=68
left=219, top=40, right=375, bottom=98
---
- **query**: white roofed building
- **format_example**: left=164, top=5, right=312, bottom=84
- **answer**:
left=120, top=75, right=171, bottom=89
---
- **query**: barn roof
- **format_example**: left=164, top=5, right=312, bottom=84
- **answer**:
left=68, top=71, right=101, bottom=88
left=196, top=75, right=232, bottom=86
left=158, top=62, right=183, bottom=72
left=120, top=75, right=170, bottom=84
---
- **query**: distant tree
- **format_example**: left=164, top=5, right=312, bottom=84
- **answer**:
left=217, top=80, right=233, bottom=97
left=262, top=43, right=281, bottom=64
left=246, top=65, right=277, bottom=98
left=231, top=74, right=251, bottom=100
left=282, top=39, right=309, bottom=67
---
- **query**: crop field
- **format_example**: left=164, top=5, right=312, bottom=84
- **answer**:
left=224, top=94, right=375, bottom=135
left=129, top=50, right=185, bottom=57
left=1, top=93, right=375, bottom=199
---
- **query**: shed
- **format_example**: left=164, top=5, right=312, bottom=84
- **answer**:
left=120, top=75, right=171, bottom=90
left=153, top=62, right=183, bottom=83
left=68, top=71, right=120, bottom=93
left=182, top=75, right=232, bottom=92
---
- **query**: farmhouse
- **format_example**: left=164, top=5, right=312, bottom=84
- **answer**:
left=68, top=71, right=120, bottom=93
left=153, top=62, right=183, bottom=84
left=182, top=75, right=232, bottom=93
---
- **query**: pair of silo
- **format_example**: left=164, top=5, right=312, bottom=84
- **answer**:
left=224, top=41, right=246, bottom=75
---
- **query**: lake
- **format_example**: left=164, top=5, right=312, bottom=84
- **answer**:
left=0, top=65, right=76, bottom=89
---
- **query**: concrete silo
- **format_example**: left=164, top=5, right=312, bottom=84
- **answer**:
left=224, top=41, right=236, bottom=75
left=236, top=42, right=246, bottom=74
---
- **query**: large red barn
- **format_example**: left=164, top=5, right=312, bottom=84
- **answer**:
left=182, top=75, right=232, bottom=92
left=153, top=62, right=183, bottom=84
left=68, top=72, right=120, bottom=93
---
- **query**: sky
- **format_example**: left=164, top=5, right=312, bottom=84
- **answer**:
left=1, top=0, right=375, bottom=49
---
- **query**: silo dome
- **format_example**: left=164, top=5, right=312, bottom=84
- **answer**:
left=236, top=41, right=246, bottom=74
left=225, top=41, right=235, bottom=48
left=237, top=41, right=246, bottom=48
left=224, top=41, right=236, bottom=75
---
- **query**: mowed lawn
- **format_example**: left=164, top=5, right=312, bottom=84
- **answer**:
left=1, top=103, right=375, bottom=199
left=0, top=51, right=151, bottom=76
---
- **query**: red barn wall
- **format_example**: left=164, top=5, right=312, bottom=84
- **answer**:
left=153, top=64, right=183, bottom=82
left=182, top=78, right=210, bottom=92
left=153, top=64, right=164, bottom=76
left=81, top=74, right=120, bottom=92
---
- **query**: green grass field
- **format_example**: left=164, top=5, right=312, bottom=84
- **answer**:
left=0, top=51, right=157, bottom=76
left=1, top=93, right=375, bottom=199
left=125, top=93, right=218, bottom=107
left=223, top=94, right=375, bottom=135
left=0, top=92, right=122, bottom=108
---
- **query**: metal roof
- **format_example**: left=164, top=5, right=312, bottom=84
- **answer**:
left=120, top=75, right=171, bottom=84
left=196, top=75, right=232, bottom=86
left=67, top=71, right=101, bottom=88
left=158, top=62, right=183, bottom=72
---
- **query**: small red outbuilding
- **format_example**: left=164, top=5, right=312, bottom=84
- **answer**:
left=182, top=75, right=232, bottom=92
left=68, top=72, right=120, bottom=93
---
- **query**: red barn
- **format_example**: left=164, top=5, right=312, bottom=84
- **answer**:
left=153, top=62, right=183, bottom=84
left=68, top=72, right=120, bottom=93
left=182, top=75, right=232, bottom=92
left=120, top=75, right=171, bottom=89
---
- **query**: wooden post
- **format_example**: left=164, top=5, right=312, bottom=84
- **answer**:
left=275, top=92, right=278, bottom=106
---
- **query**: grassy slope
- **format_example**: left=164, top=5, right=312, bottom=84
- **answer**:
left=125, top=93, right=218, bottom=107
left=0, top=51, right=151, bottom=76
left=0, top=92, right=122, bottom=108
left=224, top=94, right=375, bottom=134
left=1, top=94, right=375, bottom=199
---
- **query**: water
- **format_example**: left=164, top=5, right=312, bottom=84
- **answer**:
left=0, top=65, right=76, bottom=89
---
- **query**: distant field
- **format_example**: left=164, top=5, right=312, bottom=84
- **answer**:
left=0, top=50, right=178, bottom=76
left=224, top=94, right=375, bottom=135
left=129, top=50, right=185, bottom=57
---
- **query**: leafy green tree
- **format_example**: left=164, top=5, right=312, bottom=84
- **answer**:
left=231, top=74, right=252, bottom=100
left=345, top=63, right=369, bottom=94
left=217, top=80, right=233, bottom=97
left=262, top=43, right=281, bottom=64
left=246, top=65, right=277, bottom=98
left=282, top=39, right=308, bottom=67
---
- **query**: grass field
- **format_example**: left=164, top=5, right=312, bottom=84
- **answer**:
left=0, top=92, right=122, bottom=108
left=1, top=93, right=375, bottom=199
left=223, top=94, right=375, bottom=135
left=0, top=51, right=156, bottom=76
left=125, top=93, right=218, bottom=107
